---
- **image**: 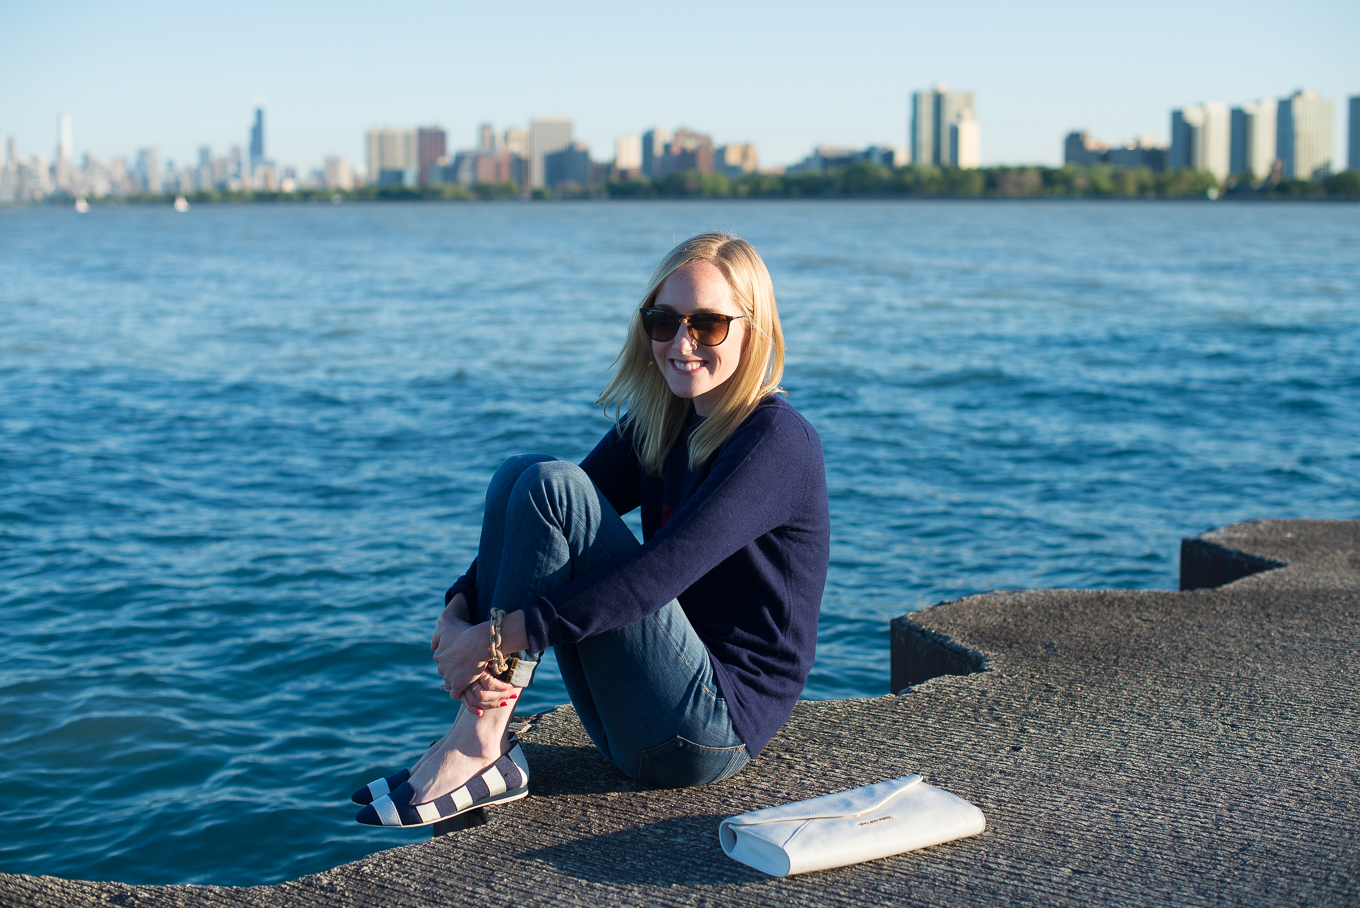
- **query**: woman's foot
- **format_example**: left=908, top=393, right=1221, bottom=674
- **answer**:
left=356, top=734, right=530, bottom=827
left=407, top=727, right=453, bottom=779
left=404, top=695, right=520, bottom=806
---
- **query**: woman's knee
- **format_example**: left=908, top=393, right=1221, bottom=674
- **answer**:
left=512, top=458, right=594, bottom=507
left=489, top=453, right=556, bottom=502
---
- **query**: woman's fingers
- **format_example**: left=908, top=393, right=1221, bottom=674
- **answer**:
left=479, top=673, right=516, bottom=693
left=456, top=675, right=519, bottom=714
left=432, top=622, right=485, bottom=695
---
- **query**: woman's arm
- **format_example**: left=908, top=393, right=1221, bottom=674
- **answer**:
left=520, top=404, right=816, bottom=650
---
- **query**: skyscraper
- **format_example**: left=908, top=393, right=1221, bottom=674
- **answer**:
left=615, top=134, right=642, bottom=173
left=1277, top=89, right=1333, bottom=181
left=1229, top=100, right=1277, bottom=181
left=58, top=114, right=72, bottom=164
left=366, top=128, right=418, bottom=182
left=950, top=111, right=980, bottom=169
left=641, top=128, right=670, bottom=178
left=417, top=126, right=447, bottom=184
left=250, top=108, right=264, bottom=172
left=529, top=117, right=573, bottom=190
left=910, top=84, right=976, bottom=166
left=1170, top=102, right=1229, bottom=181
left=136, top=148, right=161, bottom=194
left=1350, top=96, right=1360, bottom=172
left=503, top=127, right=528, bottom=160
left=910, top=92, right=932, bottom=165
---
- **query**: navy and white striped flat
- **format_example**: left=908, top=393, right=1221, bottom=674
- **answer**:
left=351, top=769, right=410, bottom=806
left=352, top=738, right=444, bottom=804
left=356, top=738, right=529, bottom=829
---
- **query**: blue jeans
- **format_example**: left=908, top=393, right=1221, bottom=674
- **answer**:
left=469, top=454, right=750, bottom=788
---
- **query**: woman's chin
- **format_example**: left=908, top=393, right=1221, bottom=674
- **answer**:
left=664, top=379, right=707, bottom=401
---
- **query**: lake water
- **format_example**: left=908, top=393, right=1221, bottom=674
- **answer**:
left=2, top=199, right=1357, bottom=886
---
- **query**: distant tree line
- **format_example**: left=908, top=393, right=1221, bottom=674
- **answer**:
left=597, top=163, right=1360, bottom=200
left=46, top=164, right=1360, bottom=206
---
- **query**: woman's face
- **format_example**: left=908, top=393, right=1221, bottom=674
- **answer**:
left=650, top=260, right=747, bottom=417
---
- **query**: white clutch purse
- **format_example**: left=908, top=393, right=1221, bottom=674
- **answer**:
left=719, top=774, right=985, bottom=876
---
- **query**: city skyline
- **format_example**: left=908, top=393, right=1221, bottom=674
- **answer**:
left=6, top=81, right=1356, bottom=204
left=2, top=0, right=1355, bottom=172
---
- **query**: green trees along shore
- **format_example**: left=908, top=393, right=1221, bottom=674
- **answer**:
left=37, top=162, right=1360, bottom=205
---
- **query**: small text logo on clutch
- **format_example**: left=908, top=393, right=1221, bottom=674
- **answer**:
left=858, top=815, right=892, bottom=826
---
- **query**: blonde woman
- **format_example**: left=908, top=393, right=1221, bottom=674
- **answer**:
left=355, top=233, right=830, bottom=828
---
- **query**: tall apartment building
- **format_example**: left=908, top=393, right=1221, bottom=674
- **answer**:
left=324, top=155, right=354, bottom=190
left=1170, top=102, right=1229, bottom=181
left=659, top=129, right=715, bottom=176
left=250, top=109, right=264, bottom=172
left=417, top=126, right=446, bottom=184
left=1350, top=96, right=1360, bottom=172
left=503, top=126, right=528, bottom=161
left=950, top=111, right=980, bottom=169
left=911, top=84, right=977, bottom=166
left=641, top=128, right=670, bottom=177
left=366, top=128, right=418, bottom=182
left=1277, top=89, right=1333, bottom=181
left=544, top=142, right=591, bottom=188
left=529, top=117, right=573, bottom=189
left=1229, top=100, right=1277, bottom=181
left=615, top=134, right=642, bottom=174
left=716, top=143, right=758, bottom=177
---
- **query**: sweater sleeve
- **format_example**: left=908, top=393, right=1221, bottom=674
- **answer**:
left=445, top=423, right=641, bottom=610
left=519, top=406, right=812, bottom=651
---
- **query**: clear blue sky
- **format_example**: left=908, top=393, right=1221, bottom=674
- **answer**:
left=3, top=0, right=1356, bottom=172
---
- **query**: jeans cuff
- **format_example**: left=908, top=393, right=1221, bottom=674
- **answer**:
left=507, top=650, right=538, bottom=688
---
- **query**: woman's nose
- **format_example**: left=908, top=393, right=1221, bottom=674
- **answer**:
left=674, top=327, right=699, bottom=352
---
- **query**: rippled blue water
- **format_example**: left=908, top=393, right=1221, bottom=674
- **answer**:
left=2, top=200, right=1357, bottom=886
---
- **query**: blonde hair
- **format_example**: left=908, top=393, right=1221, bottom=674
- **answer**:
left=597, top=233, right=785, bottom=476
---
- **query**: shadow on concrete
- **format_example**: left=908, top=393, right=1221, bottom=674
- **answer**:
left=517, top=813, right=767, bottom=886
left=520, top=743, right=649, bottom=797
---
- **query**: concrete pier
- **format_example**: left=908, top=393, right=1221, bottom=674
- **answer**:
left=3, top=519, right=1357, bottom=907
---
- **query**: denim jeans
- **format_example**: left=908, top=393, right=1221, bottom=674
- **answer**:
left=469, top=453, right=750, bottom=788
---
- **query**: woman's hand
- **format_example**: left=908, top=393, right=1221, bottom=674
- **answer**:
left=430, top=594, right=490, bottom=698
left=459, top=671, right=519, bottom=716
left=431, top=618, right=489, bottom=700
left=431, top=593, right=471, bottom=653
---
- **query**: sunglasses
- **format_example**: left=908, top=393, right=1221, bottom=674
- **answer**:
left=640, top=308, right=747, bottom=346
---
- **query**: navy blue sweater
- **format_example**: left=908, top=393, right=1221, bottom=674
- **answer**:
left=448, top=396, right=830, bottom=757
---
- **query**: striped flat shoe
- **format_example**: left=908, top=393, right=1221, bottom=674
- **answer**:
left=356, top=738, right=529, bottom=829
left=351, top=738, right=443, bottom=804
left=351, top=769, right=410, bottom=806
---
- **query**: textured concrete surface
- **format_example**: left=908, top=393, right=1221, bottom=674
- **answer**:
left=3, top=518, right=1357, bottom=907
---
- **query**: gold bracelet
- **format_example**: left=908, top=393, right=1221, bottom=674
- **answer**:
left=489, top=608, right=508, bottom=675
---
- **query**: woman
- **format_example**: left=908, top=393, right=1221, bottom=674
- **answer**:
left=355, top=233, right=829, bottom=828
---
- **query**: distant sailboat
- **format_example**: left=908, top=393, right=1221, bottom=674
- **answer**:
left=74, top=198, right=89, bottom=213
left=173, top=196, right=190, bottom=212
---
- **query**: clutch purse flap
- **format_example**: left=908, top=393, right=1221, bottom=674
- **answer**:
left=719, top=775, right=985, bottom=876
